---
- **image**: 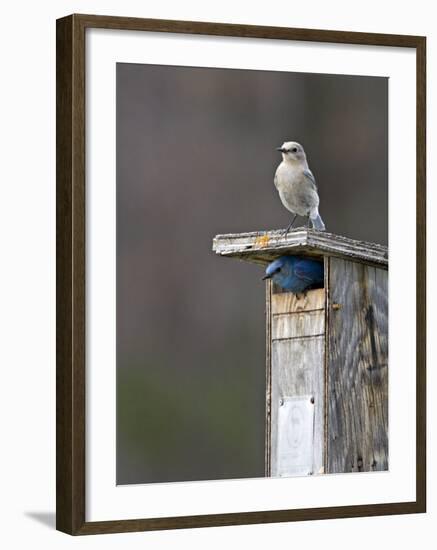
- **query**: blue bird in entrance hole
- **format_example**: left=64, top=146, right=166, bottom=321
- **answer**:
left=262, top=255, right=324, bottom=294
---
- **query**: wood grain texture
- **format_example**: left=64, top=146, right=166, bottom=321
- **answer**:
left=69, top=13, right=424, bottom=47
left=272, top=310, right=324, bottom=340
left=326, top=258, right=388, bottom=473
left=75, top=501, right=420, bottom=535
left=56, top=15, right=74, bottom=534
left=270, top=289, right=325, bottom=476
left=56, top=15, right=86, bottom=535
left=213, top=228, right=388, bottom=269
left=56, top=13, right=426, bottom=534
left=271, top=287, right=325, bottom=313
left=416, top=37, right=427, bottom=513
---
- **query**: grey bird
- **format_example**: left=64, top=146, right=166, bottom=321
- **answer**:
left=274, top=141, right=326, bottom=232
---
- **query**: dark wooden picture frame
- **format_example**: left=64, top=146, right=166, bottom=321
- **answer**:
left=56, top=13, right=426, bottom=535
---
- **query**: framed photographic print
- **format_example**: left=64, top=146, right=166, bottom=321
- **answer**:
left=56, top=14, right=426, bottom=535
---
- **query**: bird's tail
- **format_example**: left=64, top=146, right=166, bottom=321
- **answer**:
left=311, top=213, right=326, bottom=231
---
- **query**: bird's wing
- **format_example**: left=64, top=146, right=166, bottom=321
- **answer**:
left=303, top=169, right=317, bottom=190
left=294, top=258, right=323, bottom=283
left=274, top=171, right=279, bottom=189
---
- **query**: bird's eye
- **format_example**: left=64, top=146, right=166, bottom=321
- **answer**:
left=275, top=267, right=281, bottom=274
left=292, top=147, right=298, bottom=153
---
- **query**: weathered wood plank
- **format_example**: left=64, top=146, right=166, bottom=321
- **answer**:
left=326, top=257, right=388, bottom=473
left=272, top=310, right=325, bottom=340
left=213, top=228, right=388, bottom=269
left=270, top=288, right=325, bottom=477
left=271, top=287, right=325, bottom=314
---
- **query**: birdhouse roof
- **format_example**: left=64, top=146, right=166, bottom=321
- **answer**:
left=212, top=228, right=388, bottom=268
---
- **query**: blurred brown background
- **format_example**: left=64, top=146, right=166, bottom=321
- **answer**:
left=116, top=63, right=388, bottom=484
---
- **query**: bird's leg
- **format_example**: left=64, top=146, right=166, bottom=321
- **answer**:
left=306, top=216, right=311, bottom=228
left=283, top=214, right=298, bottom=235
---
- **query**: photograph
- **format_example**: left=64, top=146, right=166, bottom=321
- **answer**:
left=55, top=14, right=425, bottom=535
left=116, top=62, right=388, bottom=485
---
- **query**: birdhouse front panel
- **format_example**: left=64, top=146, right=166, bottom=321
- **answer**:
left=269, top=287, right=325, bottom=477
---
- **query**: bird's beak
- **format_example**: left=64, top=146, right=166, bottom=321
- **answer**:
left=276, top=147, right=286, bottom=153
left=262, top=274, right=272, bottom=280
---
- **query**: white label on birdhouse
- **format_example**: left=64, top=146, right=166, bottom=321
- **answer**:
left=276, top=396, right=315, bottom=477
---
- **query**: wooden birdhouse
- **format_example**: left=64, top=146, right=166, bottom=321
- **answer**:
left=213, top=228, right=388, bottom=477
